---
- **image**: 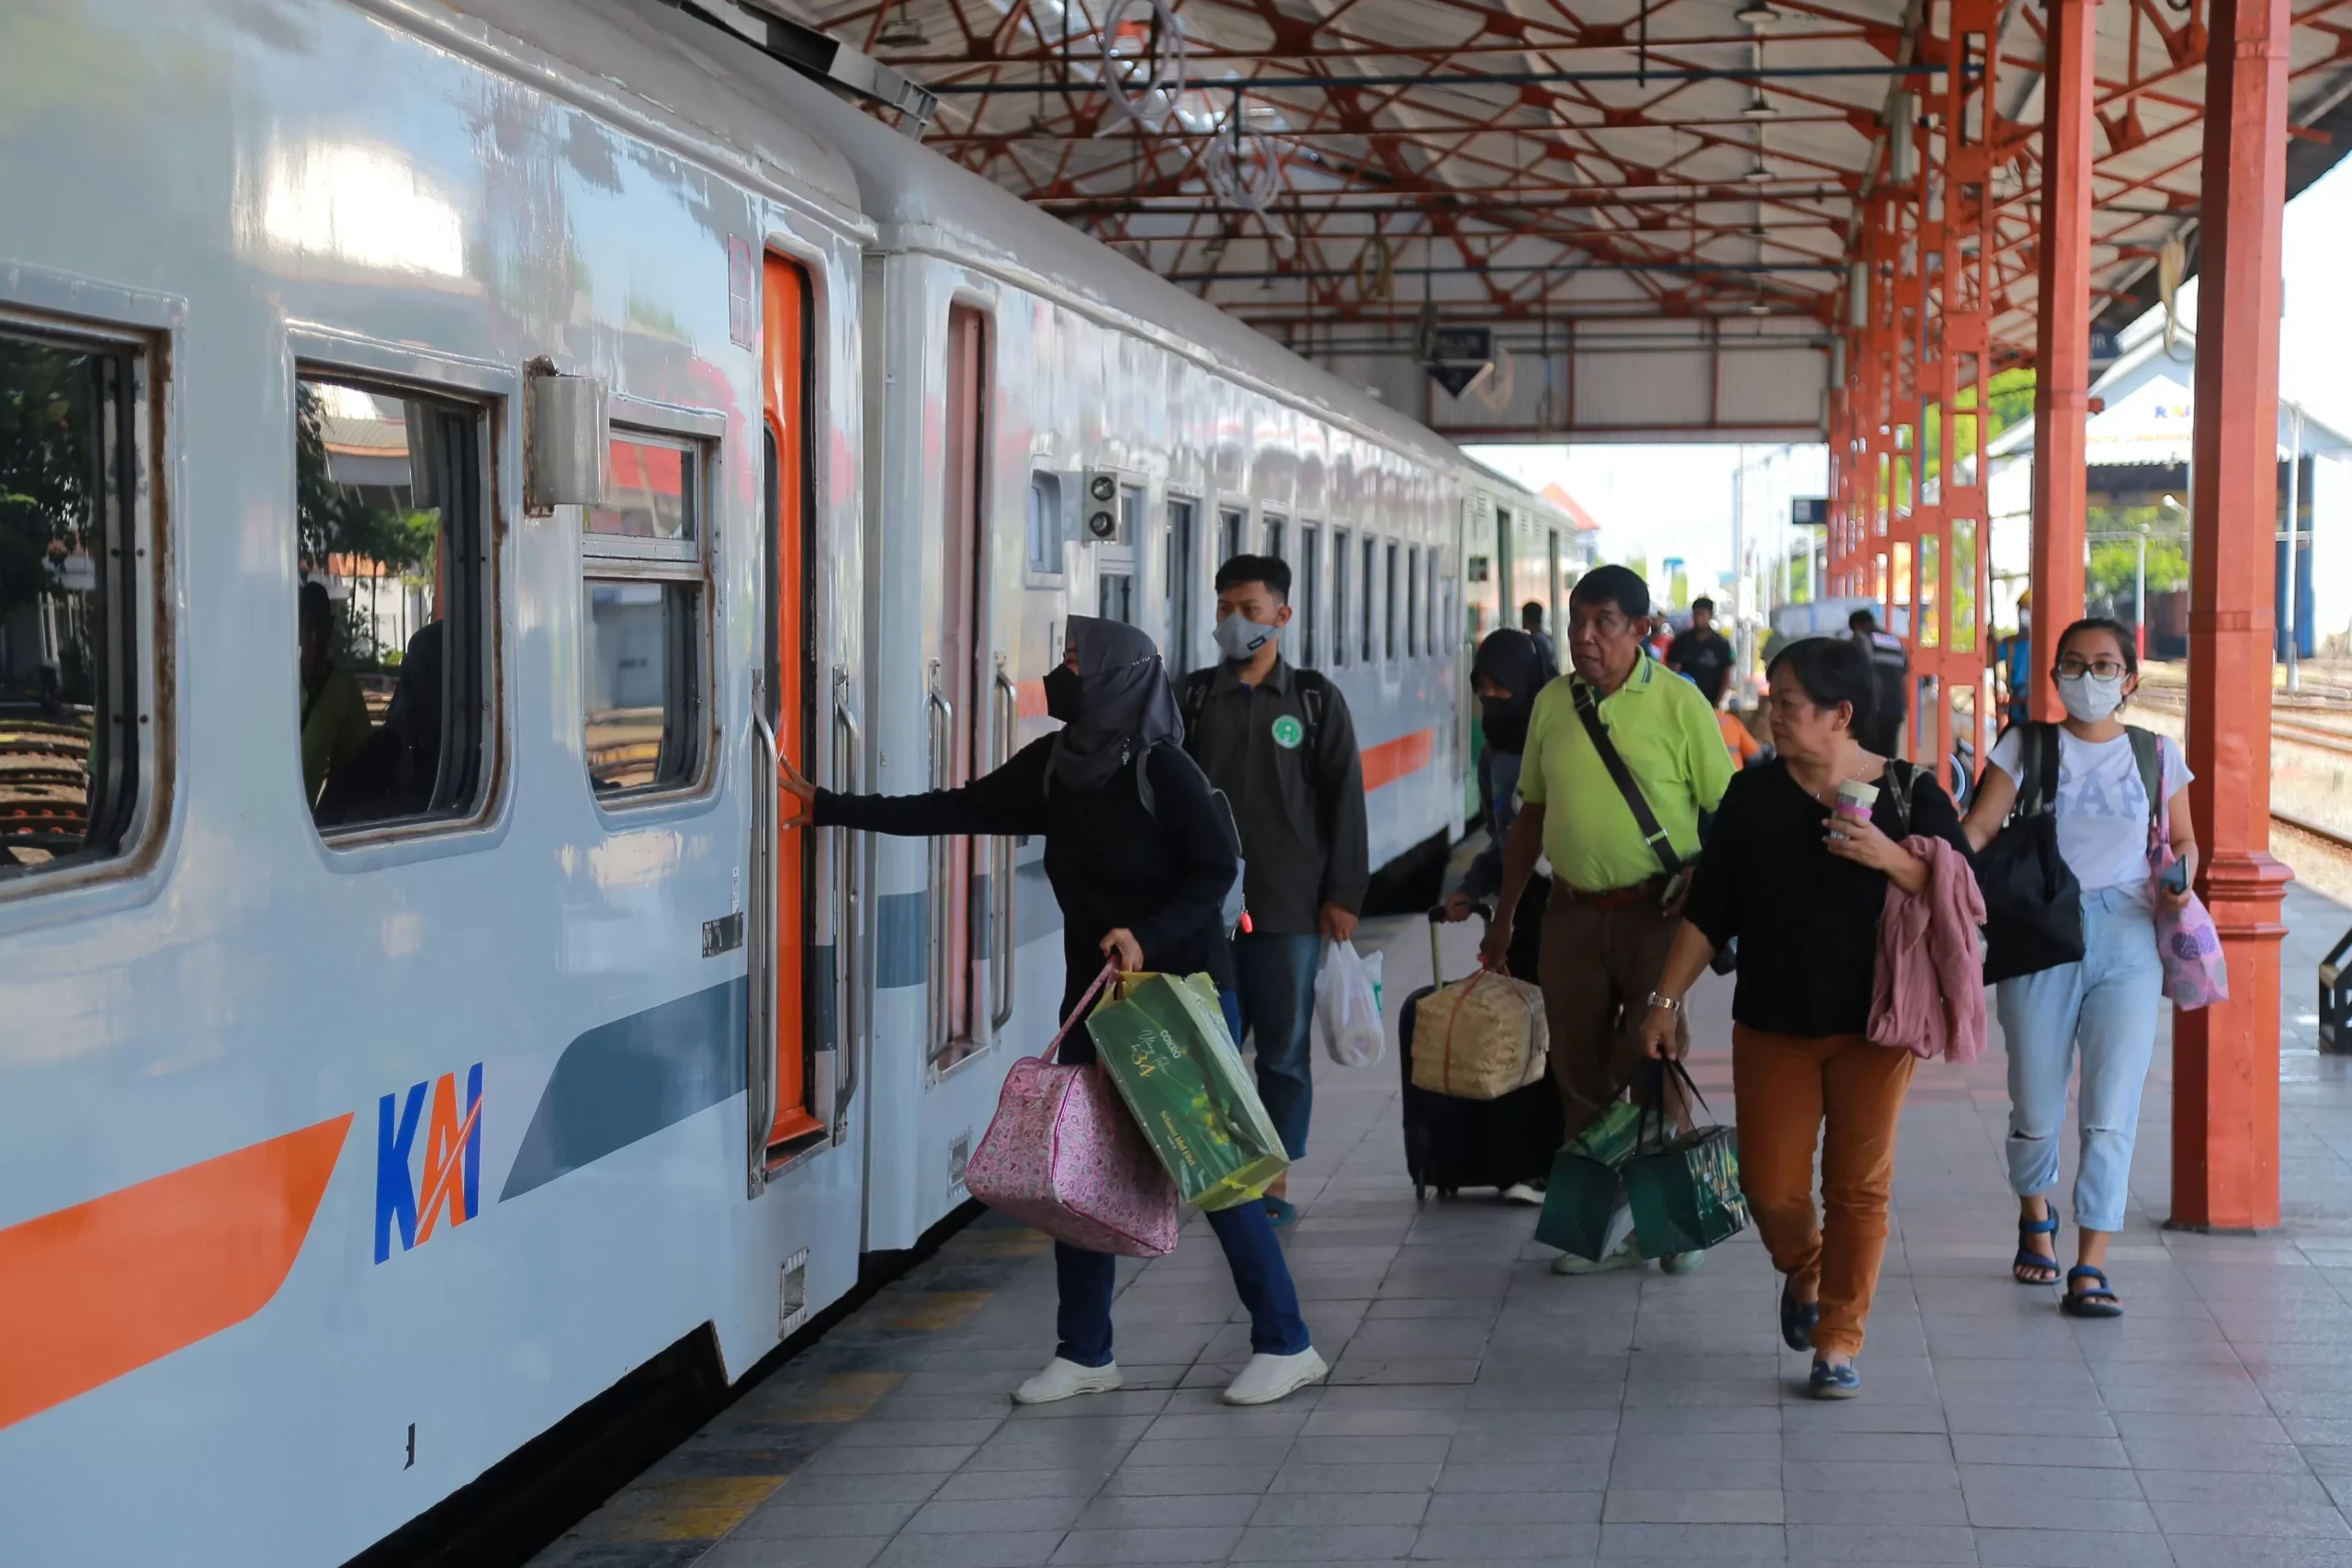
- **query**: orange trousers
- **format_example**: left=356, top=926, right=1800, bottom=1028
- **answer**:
left=1730, top=1024, right=1915, bottom=1358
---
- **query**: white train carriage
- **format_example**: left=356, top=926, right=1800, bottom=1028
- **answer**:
left=0, top=2, right=1574, bottom=1564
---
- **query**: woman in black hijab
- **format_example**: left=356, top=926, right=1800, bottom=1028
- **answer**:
left=785, top=616, right=1323, bottom=1408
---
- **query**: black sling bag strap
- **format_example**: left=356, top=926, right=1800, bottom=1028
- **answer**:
left=1570, top=680, right=1684, bottom=883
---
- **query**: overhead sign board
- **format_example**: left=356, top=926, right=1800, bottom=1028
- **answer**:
left=1791, top=496, right=1826, bottom=526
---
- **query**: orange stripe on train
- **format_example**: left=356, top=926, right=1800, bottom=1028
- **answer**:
left=0, top=1113, right=353, bottom=1429
left=1361, top=728, right=1434, bottom=791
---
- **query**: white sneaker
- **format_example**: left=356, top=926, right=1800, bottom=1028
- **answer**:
left=1501, top=1182, right=1544, bottom=1207
left=1551, top=1237, right=1645, bottom=1275
left=1012, top=1357, right=1124, bottom=1405
left=1221, top=1348, right=1329, bottom=1405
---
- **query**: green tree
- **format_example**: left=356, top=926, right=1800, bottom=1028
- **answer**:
left=2088, top=538, right=2189, bottom=602
left=0, top=339, right=95, bottom=621
left=295, top=384, right=438, bottom=665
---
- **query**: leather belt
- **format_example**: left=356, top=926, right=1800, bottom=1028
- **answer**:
left=1553, top=874, right=1673, bottom=910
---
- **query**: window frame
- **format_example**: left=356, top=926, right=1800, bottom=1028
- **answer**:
left=579, top=397, right=725, bottom=811
left=0, top=297, right=168, bottom=911
left=1330, top=525, right=1351, bottom=668
left=1025, top=469, right=1069, bottom=583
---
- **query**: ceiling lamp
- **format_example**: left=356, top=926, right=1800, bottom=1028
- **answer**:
left=876, top=4, right=930, bottom=47
left=1747, top=299, right=1774, bottom=316
left=1742, top=93, right=1777, bottom=118
left=1745, top=157, right=1773, bottom=182
left=1736, top=2, right=1780, bottom=25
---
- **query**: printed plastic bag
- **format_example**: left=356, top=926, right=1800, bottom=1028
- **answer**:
left=1087, top=971, right=1291, bottom=1211
left=1534, top=1098, right=1648, bottom=1262
left=1313, top=940, right=1386, bottom=1068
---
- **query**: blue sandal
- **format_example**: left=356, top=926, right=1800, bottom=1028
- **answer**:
left=2014, top=1205, right=2062, bottom=1285
left=1809, top=1359, right=1861, bottom=1399
left=2062, top=1266, right=2123, bottom=1318
left=1779, top=1277, right=1818, bottom=1352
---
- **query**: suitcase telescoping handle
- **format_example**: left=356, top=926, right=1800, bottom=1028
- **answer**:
left=1424, top=902, right=1494, bottom=987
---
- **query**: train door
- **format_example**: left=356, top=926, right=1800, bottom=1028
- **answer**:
left=930, top=306, right=987, bottom=1073
left=1164, top=497, right=1197, bottom=675
left=752, top=254, right=827, bottom=1179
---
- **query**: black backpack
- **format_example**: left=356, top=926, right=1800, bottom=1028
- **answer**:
left=1129, top=741, right=1249, bottom=939
left=1978, top=722, right=2086, bottom=984
left=1177, top=665, right=1329, bottom=765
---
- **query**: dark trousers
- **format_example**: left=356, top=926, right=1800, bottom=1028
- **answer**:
left=1232, top=931, right=1322, bottom=1159
left=1052, top=987, right=1312, bottom=1368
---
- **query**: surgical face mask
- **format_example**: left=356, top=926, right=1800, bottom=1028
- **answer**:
left=1215, top=612, right=1282, bottom=664
left=2055, top=670, right=2126, bottom=723
left=1043, top=663, right=1084, bottom=722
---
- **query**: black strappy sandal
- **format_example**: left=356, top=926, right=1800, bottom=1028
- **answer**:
left=2061, top=1266, right=2124, bottom=1318
left=2014, top=1205, right=2062, bottom=1285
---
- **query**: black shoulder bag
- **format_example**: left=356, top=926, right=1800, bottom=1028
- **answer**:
left=1570, top=682, right=1736, bottom=975
left=1977, top=722, right=2085, bottom=984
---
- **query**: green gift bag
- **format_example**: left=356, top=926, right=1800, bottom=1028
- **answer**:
left=1533, top=1097, right=1645, bottom=1262
left=1086, top=970, right=1290, bottom=1212
left=1622, top=1061, right=1752, bottom=1260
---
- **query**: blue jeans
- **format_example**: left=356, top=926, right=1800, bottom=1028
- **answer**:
left=1232, top=932, right=1322, bottom=1159
left=1996, top=886, right=2165, bottom=1234
left=1052, top=987, right=1312, bottom=1368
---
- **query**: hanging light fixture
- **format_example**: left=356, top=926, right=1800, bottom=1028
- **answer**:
left=1742, top=93, right=1777, bottom=118
left=876, top=3, right=930, bottom=48
left=1746, top=156, right=1772, bottom=182
left=1736, top=2, right=1780, bottom=24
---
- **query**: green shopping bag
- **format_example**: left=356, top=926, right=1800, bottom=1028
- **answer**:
left=1533, top=1097, right=1645, bottom=1262
left=1086, top=970, right=1290, bottom=1212
left=1622, top=1060, right=1752, bottom=1260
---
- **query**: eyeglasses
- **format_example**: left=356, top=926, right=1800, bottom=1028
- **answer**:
left=2055, top=656, right=2128, bottom=680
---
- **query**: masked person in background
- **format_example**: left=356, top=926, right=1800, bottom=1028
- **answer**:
left=1961, top=617, right=2197, bottom=1321
left=1178, top=556, right=1369, bottom=1228
left=786, top=617, right=1325, bottom=1407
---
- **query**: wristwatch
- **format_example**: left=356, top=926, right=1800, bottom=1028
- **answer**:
left=1645, top=991, right=1684, bottom=1013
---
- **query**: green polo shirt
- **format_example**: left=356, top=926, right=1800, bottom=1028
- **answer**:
left=1518, top=655, right=1734, bottom=893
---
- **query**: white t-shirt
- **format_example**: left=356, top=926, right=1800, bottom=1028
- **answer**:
left=1985, top=725, right=2193, bottom=892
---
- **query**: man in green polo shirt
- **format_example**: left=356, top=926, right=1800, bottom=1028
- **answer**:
left=1485, top=566, right=1732, bottom=1270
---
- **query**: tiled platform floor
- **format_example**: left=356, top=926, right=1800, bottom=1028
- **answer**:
left=535, top=885, right=2352, bottom=1568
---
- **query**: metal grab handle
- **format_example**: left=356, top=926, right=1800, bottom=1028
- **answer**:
left=989, top=660, right=1020, bottom=1031
left=925, top=673, right=956, bottom=1056
left=745, top=704, right=779, bottom=1196
left=832, top=672, right=865, bottom=1137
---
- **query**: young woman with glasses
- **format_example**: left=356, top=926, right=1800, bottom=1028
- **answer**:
left=1959, top=618, right=2199, bottom=1318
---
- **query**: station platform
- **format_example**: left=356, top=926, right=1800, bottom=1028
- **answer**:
left=533, top=885, right=2352, bottom=1568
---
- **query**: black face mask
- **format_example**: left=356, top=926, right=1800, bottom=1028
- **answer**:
left=1480, top=695, right=1516, bottom=728
left=1043, top=664, right=1084, bottom=723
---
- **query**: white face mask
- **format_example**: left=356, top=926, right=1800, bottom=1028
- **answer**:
left=2056, top=670, right=2127, bottom=723
left=1215, top=612, right=1282, bottom=663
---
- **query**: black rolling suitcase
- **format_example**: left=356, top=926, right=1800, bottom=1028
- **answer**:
left=1398, top=881, right=1566, bottom=1200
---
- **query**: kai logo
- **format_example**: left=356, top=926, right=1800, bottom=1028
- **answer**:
left=375, top=1065, right=483, bottom=1264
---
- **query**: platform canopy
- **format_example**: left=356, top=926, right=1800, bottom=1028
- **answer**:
left=772, top=0, right=2352, bottom=436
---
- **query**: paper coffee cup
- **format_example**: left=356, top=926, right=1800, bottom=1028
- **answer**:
left=1835, top=779, right=1879, bottom=817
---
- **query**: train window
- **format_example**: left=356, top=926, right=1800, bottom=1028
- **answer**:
left=1406, top=547, right=1421, bottom=659
left=1330, top=528, right=1350, bottom=668
left=1374, top=540, right=1392, bottom=662
left=1218, top=506, right=1244, bottom=562
left=1297, top=524, right=1319, bottom=669
left=0, top=324, right=149, bottom=886
left=1027, top=471, right=1065, bottom=576
left=1360, top=535, right=1377, bottom=664
left=1262, top=514, right=1284, bottom=564
left=298, top=373, right=490, bottom=836
left=580, top=430, right=707, bottom=798
left=1426, top=547, right=1443, bottom=653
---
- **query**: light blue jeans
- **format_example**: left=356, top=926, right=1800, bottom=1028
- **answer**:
left=1996, top=886, right=2165, bottom=1234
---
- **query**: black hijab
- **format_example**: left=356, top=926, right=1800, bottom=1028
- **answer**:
left=1472, top=628, right=1548, bottom=755
left=1046, top=616, right=1184, bottom=792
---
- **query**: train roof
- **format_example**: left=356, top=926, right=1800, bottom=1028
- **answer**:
left=435, top=0, right=1566, bottom=521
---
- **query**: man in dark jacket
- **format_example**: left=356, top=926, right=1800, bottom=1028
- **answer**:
left=1666, top=595, right=1735, bottom=706
left=1180, top=555, right=1370, bottom=1226
left=1849, top=607, right=1911, bottom=756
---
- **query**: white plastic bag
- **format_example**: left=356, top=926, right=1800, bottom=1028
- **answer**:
left=1313, top=940, right=1386, bottom=1068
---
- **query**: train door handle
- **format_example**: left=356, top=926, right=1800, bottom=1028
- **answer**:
left=989, top=659, right=1020, bottom=1032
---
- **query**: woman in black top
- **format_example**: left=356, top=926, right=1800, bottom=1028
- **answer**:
left=785, top=617, right=1323, bottom=1408
left=1634, top=637, right=1972, bottom=1400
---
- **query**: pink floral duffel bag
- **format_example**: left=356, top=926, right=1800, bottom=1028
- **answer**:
left=2139, top=731, right=2228, bottom=1010
left=965, top=967, right=1181, bottom=1258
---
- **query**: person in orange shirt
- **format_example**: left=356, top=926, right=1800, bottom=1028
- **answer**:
left=1718, top=699, right=1766, bottom=770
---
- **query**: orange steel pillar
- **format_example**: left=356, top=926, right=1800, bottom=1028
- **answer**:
left=2028, top=0, right=2097, bottom=723
left=2174, top=0, right=2293, bottom=1232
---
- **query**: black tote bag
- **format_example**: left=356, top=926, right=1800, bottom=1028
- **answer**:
left=1977, top=723, right=2085, bottom=984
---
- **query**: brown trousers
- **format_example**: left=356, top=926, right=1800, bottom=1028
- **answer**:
left=1537, top=886, right=1686, bottom=1139
left=1730, top=1024, right=1915, bottom=1357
